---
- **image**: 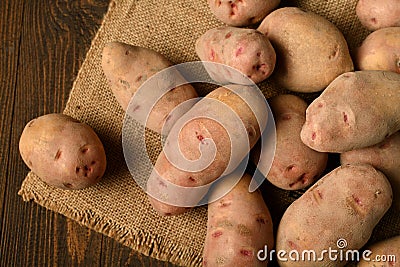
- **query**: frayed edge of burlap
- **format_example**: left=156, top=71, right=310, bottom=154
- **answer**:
left=17, top=2, right=204, bottom=265
left=18, top=173, right=203, bottom=267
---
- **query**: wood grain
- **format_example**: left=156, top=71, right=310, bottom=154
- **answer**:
left=0, top=1, right=175, bottom=266
left=0, top=0, right=25, bottom=262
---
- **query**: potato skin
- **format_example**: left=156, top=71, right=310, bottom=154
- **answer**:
left=147, top=86, right=267, bottom=216
left=257, top=7, right=354, bottom=93
left=276, top=164, right=393, bottom=267
left=341, top=132, right=400, bottom=210
left=253, top=94, right=328, bottom=190
left=203, top=173, right=274, bottom=267
left=195, top=26, right=276, bottom=83
left=207, top=0, right=280, bottom=27
left=356, top=27, right=400, bottom=73
left=301, top=71, right=400, bottom=153
left=357, top=235, right=400, bottom=267
left=356, top=0, right=400, bottom=31
left=19, top=114, right=107, bottom=190
left=102, top=41, right=198, bottom=134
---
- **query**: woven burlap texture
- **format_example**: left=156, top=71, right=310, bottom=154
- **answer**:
left=18, top=0, right=399, bottom=266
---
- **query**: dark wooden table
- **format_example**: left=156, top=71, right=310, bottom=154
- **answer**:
left=1, top=1, right=173, bottom=266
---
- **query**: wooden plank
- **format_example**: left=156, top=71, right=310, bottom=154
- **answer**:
left=100, top=237, right=175, bottom=266
left=1, top=1, right=182, bottom=265
left=1, top=1, right=108, bottom=266
left=0, top=0, right=25, bottom=263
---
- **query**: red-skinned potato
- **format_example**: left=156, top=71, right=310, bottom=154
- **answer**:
left=277, top=164, right=393, bottom=267
left=102, top=41, right=198, bottom=134
left=301, top=71, right=400, bottom=153
left=195, top=26, right=276, bottom=84
left=207, top=0, right=280, bottom=27
left=341, top=131, right=400, bottom=210
left=19, top=114, right=107, bottom=190
left=257, top=7, right=354, bottom=93
left=356, top=0, right=400, bottom=31
left=146, top=85, right=267, bottom=216
left=252, top=94, right=328, bottom=190
left=356, top=27, right=400, bottom=73
left=203, top=173, right=274, bottom=266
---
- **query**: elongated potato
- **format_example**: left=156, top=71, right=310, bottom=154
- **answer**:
left=207, top=0, right=280, bottom=27
left=356, top=27, right=400, bottom=73
left=146, top=85, right=268, bottom=216
left=357, top=235, right=400, bottom=267
left=102, top=41, right=198, bottom=134
left=257, top=7, right=354, bottom=93
left=203, top=173, right=274, bottom=267
left=277, top=164, right=393, bottom=267
left=195, top=26, right=276, bottom=83
left=253, top=94, right=328, bottom=190
left=301, top=71, right=400, bottom=153
left=19, top=114, right=107, bottom=190
left=356, top=0, right=400, bottom=31
left=341, top=132, right=400, bottom=210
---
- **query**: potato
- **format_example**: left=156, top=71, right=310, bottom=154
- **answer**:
left=356, top=0, right=400, bottom=31
left=102, top=41, right=198, bottom=134
left=356, top=27, right=400, bottom=73
left=341, top=132, right=400, bottom=210
left=195, top=26, right=276, bottom=84
left=146, top=85, right=268, bottom=216
left=207, top=0, right=280, bottom=27
left=203, top=173, right=274, bottom=266
left=252, top=94, right=328, bottom=190
left=19, top=114, right=107, bottom=190
left=301, top=71, right=400, bottom=153
left=276, top=164, right=393, bottom=267
left=357, top=235, right=400, bottom=267
left=257, top=7, right=354, bottom=93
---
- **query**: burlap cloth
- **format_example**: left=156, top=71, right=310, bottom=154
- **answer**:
left=18, top=0, right=400, bottom=266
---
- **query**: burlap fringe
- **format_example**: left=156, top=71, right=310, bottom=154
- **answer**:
left=18, top=176, right=202, bottom=267
left=17, top=2, right=206, bottom=265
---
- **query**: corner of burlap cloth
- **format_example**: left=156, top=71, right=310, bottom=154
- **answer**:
left=18, top=0, right=400, bottom=266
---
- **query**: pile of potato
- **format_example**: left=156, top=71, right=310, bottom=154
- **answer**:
left=201, top=1, right=399, bottom=266
left=19, top=0, right=400, bottom=266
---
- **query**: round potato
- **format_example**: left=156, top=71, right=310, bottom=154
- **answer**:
left=207, top=0, right=280, bottom=27
left=276, top=164, right=392, bottom=267
left=300, top=71, right=400, bottom=153
left=19, top=114, right=107, bottom=190
left=253, top=94, right=328, bottom=190
left=257, top=7, right=354, bottom=93
left=356, top=27, right=400, bottom=73
left=356, top=0, right=400, bottom=31
left=195, top=26, right=276, bottom=84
